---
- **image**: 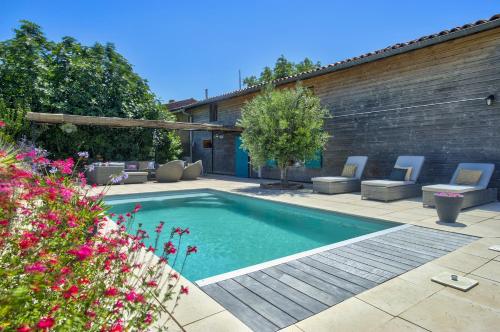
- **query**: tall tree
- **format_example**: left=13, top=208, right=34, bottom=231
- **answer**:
left=242, top=55, right=321, bottom=87
left=238, top=84, right=329, bottom=186
left=0, top=21, right=181, bottom=163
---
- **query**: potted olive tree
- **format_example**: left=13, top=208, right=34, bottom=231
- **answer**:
left=434, top=192, right=465, bottom=223
left=237, top=84, right=329, bottom=189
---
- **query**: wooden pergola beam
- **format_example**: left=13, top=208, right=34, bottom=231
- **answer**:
left=26, top=112, right=243, bottom=132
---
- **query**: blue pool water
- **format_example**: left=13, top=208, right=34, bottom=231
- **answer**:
left=105, top=190, right=397, bottom=282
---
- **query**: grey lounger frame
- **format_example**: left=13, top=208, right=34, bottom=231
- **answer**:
left=311, top=156, right=368, bottom=194
left=361, top=156, right=425, bottom=202
left=422, top=163, right=497, bottom=209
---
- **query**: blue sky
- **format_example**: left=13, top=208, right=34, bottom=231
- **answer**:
left=1, top=1, right=498, bottom=102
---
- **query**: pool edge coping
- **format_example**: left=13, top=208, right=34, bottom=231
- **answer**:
left=195, top=223, right=412, bottom=287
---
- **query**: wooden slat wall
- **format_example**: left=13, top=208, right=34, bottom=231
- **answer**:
left=187, top=28, right=500, bottom=193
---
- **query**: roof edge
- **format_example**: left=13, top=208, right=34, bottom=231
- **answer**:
left=184, top=15, right=500, bottom=109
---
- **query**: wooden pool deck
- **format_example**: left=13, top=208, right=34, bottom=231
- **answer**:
left=201, top=225, right=478, bottom=332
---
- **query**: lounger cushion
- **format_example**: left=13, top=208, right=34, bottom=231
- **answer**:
left=455, top=169, right=482, bottom=186
left=312, top=176, right=357, bottom=183
left=341, top=164, right=357, bottom=178
left=395, top=165, right=413, bottom=181
left=362, top=180, right=414, bottom=187
left=389, top=168, right=407, bottom=181
left=422, top=184, right=478, bottom=193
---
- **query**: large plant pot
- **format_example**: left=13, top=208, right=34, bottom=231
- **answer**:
left=434, top=194, right=464, bottom=223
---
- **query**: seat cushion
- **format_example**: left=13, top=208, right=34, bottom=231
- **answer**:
left=341, top=164, right=357, bottom=178
left=312, top=176, right=356, bottom=183
left=389, top=168, right=407, bottom=181
left=455, top=169, right=482, bottom=186
left=362, top=180, right=414, bottom=188
left=422, top=184, right=478, bottom=193
left=395, top=165, right=413, bottom=181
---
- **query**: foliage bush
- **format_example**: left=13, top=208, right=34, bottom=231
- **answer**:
left=238, top=84, right=329, bottom=185
left=0, top=125, right=195, bottom=331
left=0, top=21, right=181, bottom=163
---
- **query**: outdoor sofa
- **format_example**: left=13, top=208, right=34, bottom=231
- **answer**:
left=182, top=160, right=203, bottom=180
left=361, top=156, right=425, bottom=202
left=87, top=163, right=125, bottom=185
left=156, top=160, right=185, bottom=182
left=311, top=156, right=368, bottom=194
left=422, top=163, right=497, bottom=209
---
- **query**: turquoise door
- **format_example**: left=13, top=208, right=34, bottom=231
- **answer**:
left=235, top=136, right=249, bottom=177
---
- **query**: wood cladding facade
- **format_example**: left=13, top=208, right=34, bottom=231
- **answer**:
left=186, top=27, right=500, bottom=192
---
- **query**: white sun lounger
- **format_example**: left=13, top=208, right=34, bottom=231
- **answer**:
left=422, top=163, right=497, bottom=209
left=311, top=156, right=368, bottom=194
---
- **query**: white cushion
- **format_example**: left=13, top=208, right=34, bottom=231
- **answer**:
left=312, top=176, right=357, bottom=183
left=422, top=184, right=478, bottom=193
left=362, top=180, right=415, bottom=187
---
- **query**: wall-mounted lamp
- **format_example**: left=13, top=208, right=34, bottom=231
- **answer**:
left=486, top=94, right=495, bottom=106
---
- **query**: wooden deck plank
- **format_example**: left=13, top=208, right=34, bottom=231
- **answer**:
left=202, top=283, right=278, bottom=332
left=248, top=271, right=328, bottom=313
left=318, top=251, right=397, bottom=279
left=410, top=226, right=478, bottom=241
left=233, top=275, right=313, bottom=321
left=400, top=227, right=477, bottom=245
left=275, top=264, right=355, bottom=299
left=299, top=256, right=379, bottom=289
left=327, top=248, right=408, bottom=274
left=394, top=231, right=467, bottom=251
left=360, top=239, right=436, bottom=262
left=308, top=254, right=388, bottom=284
left=286, top=260, right=367, bottom=294
left=262, top=267, right=341, bottom=306
left=368, top=236, right=446, bottom=257
left=381, top=232, right=458, bottom=252
left=346, top=243, right=423, bottom=267
left=218, top=279, right=296, bottom=329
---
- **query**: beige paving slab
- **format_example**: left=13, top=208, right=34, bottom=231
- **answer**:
left=457, top=238, right=500, bottom=259
left=471, top=260, right=500, bottom=283
left=372, top=317, right=427, bottom=332
left=461, top=219, right=500, bottom=237
left=183, top=311, right=252, bottom=332
left=400, top=292, right=500, bottom=332
left=357, top=277, right=436, bottom=316
left=278, top=324, right=304, bottom=332
left=433, top=251, right=489, bottom=273
left=398, top=262, right=465, bottom=292
left=295, top=297, right=392, bottom=332
left=441, top=275, right=500, bottom=311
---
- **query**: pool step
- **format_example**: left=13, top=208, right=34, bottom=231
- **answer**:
left=200, top=225, right=478, bottom=332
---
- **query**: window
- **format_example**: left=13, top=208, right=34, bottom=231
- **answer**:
left=202, top=140, right=213, bottom=149
left=209, top=103, right=218, bottom=122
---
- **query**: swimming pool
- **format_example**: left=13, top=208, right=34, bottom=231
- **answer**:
left=105, top=190, right=398, bottom=283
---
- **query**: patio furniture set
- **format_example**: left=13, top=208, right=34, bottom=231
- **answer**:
left=86, top=160, right=203, bottom=185
left=312, top=156, right=497, bottom=211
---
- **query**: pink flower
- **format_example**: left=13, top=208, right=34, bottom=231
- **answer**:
left=0, top=120, right=5, bottom=127
left=144, top=313, right=153, bottom=324
left=68, top=244, right=93, bottom=261
left=37, top=317, right=55, bottom=329
left=24, top=261, right=47, bottom=274
left=180, top=285, right=189, bottom=295
left=187, top=245, right=197, bottom=255
left=125, top=290, right=137, bottom=302
left=17, top=325, right=31, bottom=332
left=105, top=287, right=119, bottom=297
left=63, top=285, right=79, bottom=299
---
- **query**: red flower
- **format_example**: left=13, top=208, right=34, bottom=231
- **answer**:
left=17, top=325, right=31, bottom=332
left=63, top=285, right=79, bottom=299
left=187, top=246, right=197, bottom=254
left=180, top=285, right=189, bottom=295
left=37, top=317, right=55, bottom=329
left=0, top=120, right=5, bottom=127
left=24, top=262, right=47, bottom=274
left=68, top=244, right=93, bottom=260
left=105, top=287, right=119, bottom=297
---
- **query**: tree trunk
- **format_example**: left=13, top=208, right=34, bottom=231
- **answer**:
left=280, top=166, right=289, bottom=186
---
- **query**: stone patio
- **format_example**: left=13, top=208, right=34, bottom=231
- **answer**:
left=97, top=175, right=500, bottom=332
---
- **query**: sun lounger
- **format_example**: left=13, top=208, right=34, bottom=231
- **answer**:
left=422, top=163, right=497, bottom=209
left=311, top=156, right=368, bottom=194
left=361, top=156, right=425, bottom=202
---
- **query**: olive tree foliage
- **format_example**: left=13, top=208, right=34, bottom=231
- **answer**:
left=0, top=21, right=181, bottom=162
left=238, top=84, right=329, bottom=185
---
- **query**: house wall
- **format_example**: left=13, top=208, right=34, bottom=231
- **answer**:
left=187, top=27, right=500, bottom=192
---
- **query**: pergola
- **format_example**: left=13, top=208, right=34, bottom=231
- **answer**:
left=26, top=112, right=243, bottom=132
